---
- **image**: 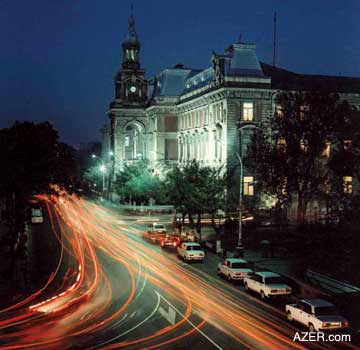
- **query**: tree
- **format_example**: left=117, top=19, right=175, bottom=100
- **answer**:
left=165, top=161, right=226, bottom=238
left=0, top=121, right=76, bottom=260
left=112, top=160, right=163, bottom=204
left=245, top=91, right=354, bottom=224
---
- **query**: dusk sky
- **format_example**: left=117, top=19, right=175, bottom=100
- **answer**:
left=1, top=0, right=359, bottom=145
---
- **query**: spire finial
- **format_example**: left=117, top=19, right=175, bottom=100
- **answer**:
left=127, top=2, right=137, bottom=41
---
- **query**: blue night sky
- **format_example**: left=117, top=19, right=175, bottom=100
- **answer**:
left=0, top=0, right=359, bottom=145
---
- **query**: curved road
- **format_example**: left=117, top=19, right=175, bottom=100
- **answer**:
left=0, top=194, right=357, bottom=350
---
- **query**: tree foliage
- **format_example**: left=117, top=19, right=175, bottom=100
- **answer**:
left=245, top=91, right=358, bottom=224
left=112, top=160, right=163, bottom=203
left=164, top=161, right=226, bottom=235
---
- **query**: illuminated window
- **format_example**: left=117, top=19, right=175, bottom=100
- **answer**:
left=125, top=136, right=129, bottom=147
left=277, top=138, right=287, bottom=152
left=281, top=178, right=287, bottom=195
left=343, top=176, right=352, bottom=194
left=243, top=102, right=254, bottom=121
left=344, top=139, right=352, bottom=150
left=276, top=105, right=284, bottom=118
left=324, top=177, right=331, bottom=194
left=300, top=139, right=309, bottom=153
left=322, top=141, right=331, bottom=157
left=243, top=176, right=254, bottom=196
left=299, top=105, right=309, bottom=120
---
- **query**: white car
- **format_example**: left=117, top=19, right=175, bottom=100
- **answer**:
left=243, top=271, right=292, bottom=299
left=177, top=242, right=205, bottom=263
left=149, top=223, right=167, bottom=234
left=286, top=299, right=349, bottom=332
left=217, top=258, right=253, bottom=282
left=31, top=207, right=43, bottom=224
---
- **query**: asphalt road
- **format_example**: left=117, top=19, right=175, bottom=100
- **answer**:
left=0, top=194, right=357, bottom=350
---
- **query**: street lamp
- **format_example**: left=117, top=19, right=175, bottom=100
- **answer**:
left=91, top=154, right=106, bottom=193
left=217, top=124, right=259, bottom=254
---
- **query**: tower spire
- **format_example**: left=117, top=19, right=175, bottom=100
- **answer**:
left=127, top=2, right=138, bottom=41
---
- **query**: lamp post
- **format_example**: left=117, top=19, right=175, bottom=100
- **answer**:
left=92, top=154, right=106, bottom=193
left=217, top=124, right=259, bottom=255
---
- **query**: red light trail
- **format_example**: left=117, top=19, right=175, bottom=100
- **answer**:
left=0, top=193, right=356, bottom=350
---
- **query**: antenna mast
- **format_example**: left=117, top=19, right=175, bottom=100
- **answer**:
left=273, top=11, right=277, bottom=67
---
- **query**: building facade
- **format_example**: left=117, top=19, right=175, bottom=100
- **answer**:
left=104, top=11, right=360, bottom=208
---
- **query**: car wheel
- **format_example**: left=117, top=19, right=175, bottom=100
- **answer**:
left=287, top=311, right=293, bottom=322
left=227, top=275, right=232, bottom=283
left=260, top=291, right=266, bottom=300
left=216, top=268, right=221, bottom=275
left=309, top=323, right=315, bottom=332
left=244, top=282, right=249, bottom=291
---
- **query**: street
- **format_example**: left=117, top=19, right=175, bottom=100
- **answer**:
left=0, top=194, right=357, bottom=350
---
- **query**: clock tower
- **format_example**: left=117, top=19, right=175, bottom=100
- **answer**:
left=111, top=6, right=148, bottom=107
left=108, top=6, right=150, bottom=179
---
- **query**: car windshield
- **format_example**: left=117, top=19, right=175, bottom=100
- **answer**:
left=154, top=224, right=165, bottom=229
left=186, top=245, right=201, bottom=251
left=231, top=262, right=249, bottom=269
left=315, top=306, right=338, bottom=316
left=32, top=209, right=42, bottom=217
left=264, top=276, right=284, bottom=284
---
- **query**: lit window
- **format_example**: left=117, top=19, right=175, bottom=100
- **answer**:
left=343, top=176, right=352, bottom=194
left=276, top=105, right=284, bottom=118
left=277, top=138, right=287, bottom=152
left=300, top=139, right=309, bottom=153
left=243, top=102, right=254, bottom=121
left=299, top=105, right=309, bottom=120
left=125, top=136, right=129, bottom=147
left=322, top=141, right=331, bottom=157
left=243, top=176, right=254, bottom=196
left=344, top=139, right=352, bottom=150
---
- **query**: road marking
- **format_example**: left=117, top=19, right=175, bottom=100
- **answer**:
left=130, top=311, right=136, bottom=318
left=88, top=293, right=161, bottom=350
left=158, top=305, right=176, bottom=325
left=110, top=313, right=128, bottom=329
left=156, top=291, right=224, bottom=350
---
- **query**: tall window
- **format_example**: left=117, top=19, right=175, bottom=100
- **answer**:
left=243, top=102, right=254, bottom=121
left=344, top=139, right=352, bottom=150
left=343, top=176, right=353, bottom=194
left=300, top=139, right=309, bottom=153
left=322, top=141, right=331, bottom=157
left=277, top=138, right=287, bottom=153
left=276, top=105, right=284, bottom=118
left=243, top=176, right=254, bottom=196
left=299, top=105, right=309, bottom=120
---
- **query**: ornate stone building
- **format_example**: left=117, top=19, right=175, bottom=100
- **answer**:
left=104, top=11, right=360, bottom=206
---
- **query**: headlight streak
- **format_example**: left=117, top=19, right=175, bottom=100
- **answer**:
left=0, top=194, right=353, bottom=350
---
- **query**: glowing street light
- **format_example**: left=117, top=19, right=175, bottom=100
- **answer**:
left=91, top=154, right=106, bottom=193
left=217, top=124, right=259, bottom=256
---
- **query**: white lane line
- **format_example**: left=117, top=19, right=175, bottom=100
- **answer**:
left=156, top=291, right=224, bottom=350
left=109, top=313, right=128, bottom=329
left=88, top=293, right=161, bottom=350
left=130, top=311, right=136, bottom=318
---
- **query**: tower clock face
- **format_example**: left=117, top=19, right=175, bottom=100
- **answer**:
left=130, top=86, right=137, bottom=93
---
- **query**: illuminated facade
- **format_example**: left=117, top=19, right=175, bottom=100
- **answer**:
left=104, top=11, right=360, bottom=207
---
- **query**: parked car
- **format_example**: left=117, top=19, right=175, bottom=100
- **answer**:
left=217, top=258, right=253, bottom=282
left=177, top=242, right=205, bottom=263
left=286, top=299, right=349, bottom=332
left=243, top=271, right=292, bottom=300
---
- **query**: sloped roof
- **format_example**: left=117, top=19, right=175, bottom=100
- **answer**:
left=225, top=43, right=264, bottom=77
left=152, top=66, right=201, bottom=97
left=261, top=62, right=360, bottom=93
